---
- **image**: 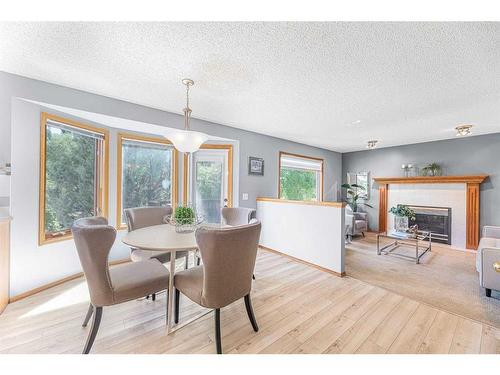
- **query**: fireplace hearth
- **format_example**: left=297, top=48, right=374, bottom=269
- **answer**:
left=407, top=205, right=451, bottom=245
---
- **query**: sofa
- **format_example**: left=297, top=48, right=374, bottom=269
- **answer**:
left=345, top=205, right=368, bottom=240
left=476, top=226, right=500, bottom=297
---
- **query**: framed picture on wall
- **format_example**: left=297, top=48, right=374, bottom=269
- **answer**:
left=248, top=157, right=264, bottom=176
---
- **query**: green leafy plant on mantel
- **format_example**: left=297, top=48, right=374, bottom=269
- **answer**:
left=174, top=206, right=196, bottom=225
left=388, top=204, right=416, bottom=220
left=341, top=183, right=373, bottom=212
left=420, top=162, right=442, bottom=177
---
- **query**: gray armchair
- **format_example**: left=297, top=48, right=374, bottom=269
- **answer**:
left=476, top=226, right=500, bottom=297
left=345, top=205, right=368, bottom=239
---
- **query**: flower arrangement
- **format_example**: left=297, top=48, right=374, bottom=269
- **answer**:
left=388, top=204, right=416, bottom=220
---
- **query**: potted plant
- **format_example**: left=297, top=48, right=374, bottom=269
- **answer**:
left=420, top=162, right=442, bottom=177
left=341, top=183, right=373, bottom=212
left=388, top=204, right=416, bottom=232
left=167, top=205, right=203, bottom=233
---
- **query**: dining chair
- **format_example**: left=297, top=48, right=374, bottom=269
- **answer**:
left=221, top=207, right=256, bottom=226
left=125, top=206, right=190, bottom=301
left=220, top=207, right=258, bottom=279
left=72, top=217, right=170, bottom=354
left=173, top=221, right=261, bottom=354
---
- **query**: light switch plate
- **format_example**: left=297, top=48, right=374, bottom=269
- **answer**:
left=242, top=193, right=249, bottom=200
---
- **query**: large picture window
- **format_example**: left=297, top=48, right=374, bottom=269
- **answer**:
left=39, top=113, right=109, bottom=245
left=279, top=152, right=324, bottom=202
left=117, top=134, right=178, bottom=228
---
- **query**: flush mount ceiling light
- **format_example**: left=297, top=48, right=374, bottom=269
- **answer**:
left=169, top=79, right=209, bottom=153
left=366, top=140, right=378, bottom=149
left=455, top=124, right=473, bottom=137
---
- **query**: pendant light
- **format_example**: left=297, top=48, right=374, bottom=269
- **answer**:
left=169, top=79, right=209, bottom=153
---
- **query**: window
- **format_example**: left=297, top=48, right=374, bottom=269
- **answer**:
left=117, top=133, right=178, bottom=228
left=39, top=113, right=109, bottom=245
left=279, top=152, right=323, bottom=201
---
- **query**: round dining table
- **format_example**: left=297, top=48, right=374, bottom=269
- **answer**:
left=122, top=223, right=219, bottom=333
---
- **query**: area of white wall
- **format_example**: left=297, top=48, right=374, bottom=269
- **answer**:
left=257, top=200, right=345, bottom=274
left=387, top=183, right=467, bottom=249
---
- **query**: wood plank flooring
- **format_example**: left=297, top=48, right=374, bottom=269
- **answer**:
left=0, top=249, right=499, bottom=354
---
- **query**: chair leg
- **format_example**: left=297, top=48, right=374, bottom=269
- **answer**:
left=174, top=289, right=180, bottom=324
left=252, top=274, right=256, bottom=280
left=146, top=295, right=150, bottom=299
left=185, top=254, right=189, bottom=269
left=83, top=306, right=102, bottom=354
left=486, top=288, right=492, bottom=297
left=214, top=308, right=222, bottom=354
left=196, top=256, right=201, bottom=266
left=82, top=303, right=94, bottom=327
left=362, top=232, right=365, bottom=237
left=152, top=293, right=156, bottom=302
left=244, top=294, right=259, bottom=332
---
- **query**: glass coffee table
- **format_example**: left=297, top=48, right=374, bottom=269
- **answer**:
left=377, top=230, right=432, bottom=264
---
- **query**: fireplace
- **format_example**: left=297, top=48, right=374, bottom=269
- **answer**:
left=407, top=205, right=452, bottom=244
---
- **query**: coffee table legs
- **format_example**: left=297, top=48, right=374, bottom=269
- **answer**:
left=166, top=250, right=176, bottom=333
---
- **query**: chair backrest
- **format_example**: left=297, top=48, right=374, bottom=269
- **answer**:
left=71, top=217, right=117, bottom=307
left=221, top=207, right=256, bottom=226
left=124, top=206, right=172, bottom=232
left=195, top=221, right=261, bottom=308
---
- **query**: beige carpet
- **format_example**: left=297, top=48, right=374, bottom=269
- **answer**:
left=346, top=233, right=500, bottom=328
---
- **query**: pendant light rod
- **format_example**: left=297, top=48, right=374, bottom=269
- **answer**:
left=182, top=78, right=194, bottom=131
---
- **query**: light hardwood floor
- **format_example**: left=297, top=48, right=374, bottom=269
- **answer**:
left=0, top=249, right=499, bottom=354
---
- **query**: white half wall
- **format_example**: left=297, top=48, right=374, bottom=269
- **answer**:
left=387, top=183, right=467, bottom=249
left=257, top=199, right=345, bottom=275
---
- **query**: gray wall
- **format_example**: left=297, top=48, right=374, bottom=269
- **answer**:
left=342, top=134, right=500, bottom=231
left=0, top=71, right=343, bottom=207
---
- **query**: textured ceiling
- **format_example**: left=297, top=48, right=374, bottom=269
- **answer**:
left=0, top=22, right=499, bottom=152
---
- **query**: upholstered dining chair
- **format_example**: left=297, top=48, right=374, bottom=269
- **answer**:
left=72, top=217, right=170, bottom=354
left=221, top=207, right=256, bottom=226
left=125, top=206, right=190, bottom=301
left=174, top=221, right=261, bottom=354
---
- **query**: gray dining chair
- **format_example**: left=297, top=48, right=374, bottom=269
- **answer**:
left=71, top=217, right=170, bottom=354
left=221, top=207, right=256, bottom=226
left=220, top=207, right=257, bottom=280
left=173, top=221, right=262, bottom=354
left=124, top=206, right=190, bottom=301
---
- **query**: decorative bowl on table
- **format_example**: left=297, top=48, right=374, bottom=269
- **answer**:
left=164, top=206, right=204, bottom=233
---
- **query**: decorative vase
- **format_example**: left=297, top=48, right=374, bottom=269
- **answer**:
left=394, top=216, right=409, bottom=232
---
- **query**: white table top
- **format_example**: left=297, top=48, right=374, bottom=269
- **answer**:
left=122, top=223, right=228, bottom=251
left=122, top=224, right=198, bottom=252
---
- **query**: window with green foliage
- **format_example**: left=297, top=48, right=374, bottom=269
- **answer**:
left=118, top=135, right=175, bottom=225
left=40, top=114, right=108, bottom=244
left=279, top=153, right=323, bottom=201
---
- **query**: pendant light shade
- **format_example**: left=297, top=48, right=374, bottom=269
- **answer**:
left=169, top=78, right=208, bottom=153
left=171, top=129, right=209, bottom=153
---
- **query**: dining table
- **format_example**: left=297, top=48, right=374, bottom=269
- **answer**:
left=121, top=223, right=222, bottom=333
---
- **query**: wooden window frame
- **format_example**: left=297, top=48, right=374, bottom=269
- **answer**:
left=39, top=112, right=109, bottom=246
left=116, top=132, right=178, bottom=230
left=182, top=144, right=233, bottom=207
left=278, top=151, right=324, bottom=202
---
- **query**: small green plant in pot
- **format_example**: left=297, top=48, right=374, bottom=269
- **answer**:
left=174, top=206, right=196, bottom=225
left=389, top=204, right=416, bottom=232
left=341, top=183, right=373, bottom=212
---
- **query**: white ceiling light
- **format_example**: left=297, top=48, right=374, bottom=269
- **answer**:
left=455, top=124, right=473, bottom=137
left=366, top=140, right=378, bottom=149
left=169, top=79, right=209, bottom=153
